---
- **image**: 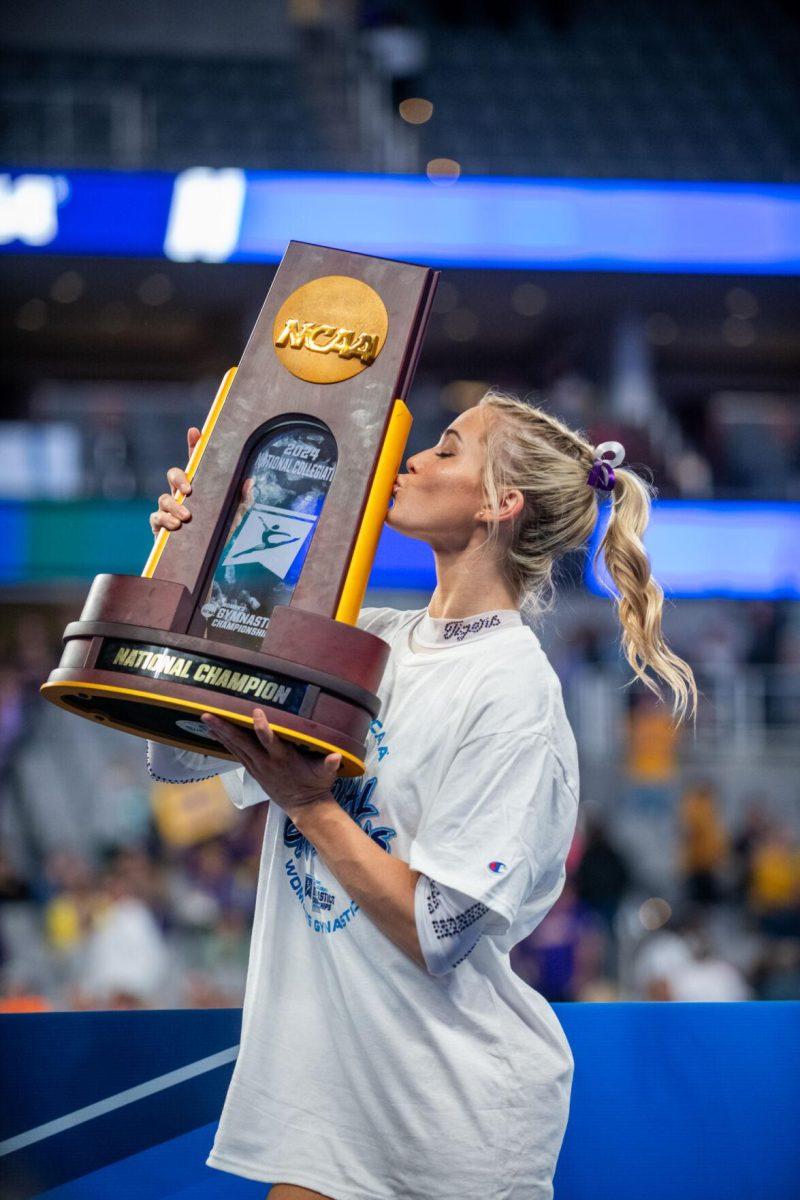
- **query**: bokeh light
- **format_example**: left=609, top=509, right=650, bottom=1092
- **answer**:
left=645, top=312, right=679, bottom=345
left=722, top=315, right=757, bottom=346
left=50, top=271, right=85, bottom=304
left=426, top=157, right=461, bottom=185
left=138, top=273, right=174, bottom=306
left=511, top=282, right=548, bottom=317
left=443, top=307, right=478, bottom=340
left=440, top=380, right=489, bottom=411
left=725, top=287, right=759, bottom=319
left=399, top=98, right=434, bottom=125
left=15, top=299, right=47, bottom=331
left=638, top=897, right=672, bottom=931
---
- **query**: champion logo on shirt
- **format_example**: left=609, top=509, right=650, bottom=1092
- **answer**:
left=487, top=861, right=507, bottom=874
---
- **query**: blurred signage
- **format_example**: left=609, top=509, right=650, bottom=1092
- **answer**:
left=163, top=167, right=245, bottom=262
left=150, top=777, right=239, bottom=847
left=1, top=167, right=800, bottom=273
left=586, top=500, right=800, bottom=600
left=0, top=173, right=66, bottom=246
left=2, top=498, right=800, bottom=599
left=0, top=423, right=82, bottom=498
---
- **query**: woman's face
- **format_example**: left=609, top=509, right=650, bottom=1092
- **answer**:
left=387, top=405, right=493, bottom=549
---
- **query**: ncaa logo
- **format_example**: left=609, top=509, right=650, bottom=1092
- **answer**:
left=272, top=275, right=388, bottom=385
left=487, top=861, right=507, bottom=874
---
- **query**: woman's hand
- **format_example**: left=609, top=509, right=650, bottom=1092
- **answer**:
left=149, top=426, right=202, bottom=537
left=201, top=707, right=342, bottom=823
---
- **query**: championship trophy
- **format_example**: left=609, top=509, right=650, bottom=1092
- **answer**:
left=41, top=241, right=439, bottom=776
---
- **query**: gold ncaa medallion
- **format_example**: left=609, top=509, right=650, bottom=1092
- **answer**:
left=273, top=275, right=389, bottom=384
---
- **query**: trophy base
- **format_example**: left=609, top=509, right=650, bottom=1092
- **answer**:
left=41, top=673, right=368, bottom=777
left=40, top=582, right=392, bottom=779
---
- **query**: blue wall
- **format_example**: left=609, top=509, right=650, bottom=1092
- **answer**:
left=1, top=1003, right=798, bottom=1199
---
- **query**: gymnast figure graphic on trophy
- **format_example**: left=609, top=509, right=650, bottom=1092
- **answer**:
left=230, top=515, right=301, bottom=559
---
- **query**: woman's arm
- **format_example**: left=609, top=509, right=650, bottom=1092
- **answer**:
left=290, top=799, right=426, bottom=971
left=200, top=708, right=428, bottom=969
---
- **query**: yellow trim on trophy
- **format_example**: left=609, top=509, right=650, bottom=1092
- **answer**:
left=335, top=397, right=412, bottom=625
left=142, top=366, right=238, bottom=579
left=39, top=680, right=365, bottom=775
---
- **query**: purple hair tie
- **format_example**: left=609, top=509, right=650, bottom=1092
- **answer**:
left=587, top=441, right=625, bottom=493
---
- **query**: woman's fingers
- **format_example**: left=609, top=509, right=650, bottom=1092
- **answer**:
left=159, top=493, right=190, bottom=521
left=149, top=503, right=181, bottom=534
left=167, top=465, right=192, bottom=496
left=150, top=511, right=176, bottom=533
left=252, top=708, right=286, bottom=760
left=201, top=715, right=257, bottom=769
left=160, top=491, right=190, bottom=517
left=149, top=427, right=200, bottom=539
left=150, top=489, right=191, bottom=534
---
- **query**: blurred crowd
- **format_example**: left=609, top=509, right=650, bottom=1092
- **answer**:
left=511, top=783, right=800, bottom=1004
left=0, top=601, right=799, bottom=1011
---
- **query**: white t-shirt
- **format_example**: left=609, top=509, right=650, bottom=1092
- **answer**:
left=149, top=606, right=580, bottom=1199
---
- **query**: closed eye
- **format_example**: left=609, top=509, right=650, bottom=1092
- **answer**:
left=435, top=452, right=453, bottom=458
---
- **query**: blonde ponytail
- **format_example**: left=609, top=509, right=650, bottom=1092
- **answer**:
left=594, top=466, right=698, bottom=729
left=477, top=390, right=699, bottom=728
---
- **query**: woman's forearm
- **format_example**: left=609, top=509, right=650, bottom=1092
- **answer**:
left=293, top=797, right=426, bottom=971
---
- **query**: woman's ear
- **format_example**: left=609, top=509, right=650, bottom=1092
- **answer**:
left=497, top=489, right=524, bottom=524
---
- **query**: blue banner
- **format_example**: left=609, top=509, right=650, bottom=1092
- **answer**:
left=3, top=167, right=800, bottom=273
left=586, top=499, right=800, bottom=600
left=2, top=499, right=800, bottom=600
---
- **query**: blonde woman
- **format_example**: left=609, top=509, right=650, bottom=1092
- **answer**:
left=148, top=392, right=697, bottom=1200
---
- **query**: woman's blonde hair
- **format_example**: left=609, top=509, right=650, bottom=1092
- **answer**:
left=474, top=389, right=698, bottom=729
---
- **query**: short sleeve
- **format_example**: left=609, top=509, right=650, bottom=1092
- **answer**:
left=146, top=739, right=236, bottom=783
left=219, top=766, right=258, bottom=810
left=408, top=730, right=575, bottom=939
left=414, top=873, right=496, bottom=976
left=146, top=741, right=256, bottom=809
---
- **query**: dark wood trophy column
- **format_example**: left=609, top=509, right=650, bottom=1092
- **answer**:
left=41, top=241, right=439, bottom=776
